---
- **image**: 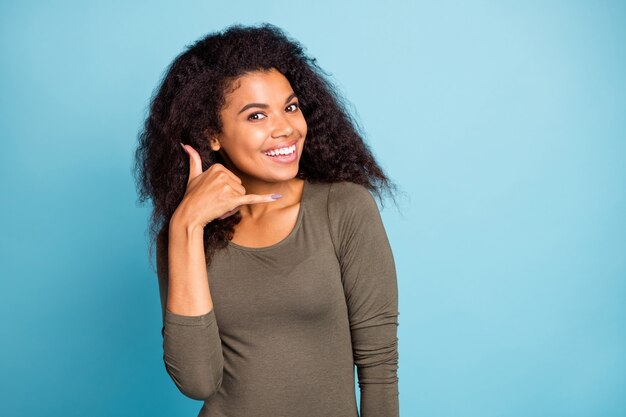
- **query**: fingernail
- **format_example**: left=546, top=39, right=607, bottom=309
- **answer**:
left=271, top=194, right=283, bottom=199
left=180, top=143, right=189, bottom=154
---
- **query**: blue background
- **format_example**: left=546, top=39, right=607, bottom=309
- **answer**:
left=1, top=1, right=624, bottom=416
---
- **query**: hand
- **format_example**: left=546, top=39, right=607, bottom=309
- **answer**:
left=175, top=143, right=283, bottom=228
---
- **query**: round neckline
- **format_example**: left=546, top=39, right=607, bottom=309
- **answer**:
left=227, top=179, right=308, bottom=252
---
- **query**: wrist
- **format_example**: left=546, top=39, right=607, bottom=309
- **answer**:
left=170, top=205, right=205, bottom=237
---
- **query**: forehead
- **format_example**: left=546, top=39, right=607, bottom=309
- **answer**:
left=222, top=68, right=293, bottom=109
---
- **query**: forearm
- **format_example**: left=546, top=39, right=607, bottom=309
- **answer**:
left=356, top=323, right=400, bottom=417
left=160, top=208, right=223, bottom=400
left=166, top=208, right=214, bottom=316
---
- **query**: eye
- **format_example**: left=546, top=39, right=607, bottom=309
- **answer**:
left=247, top=112, right=266, bottom=121
left=286, top=102, right=299, bottom=112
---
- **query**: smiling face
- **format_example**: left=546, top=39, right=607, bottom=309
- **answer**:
left=209, top=68, right=307, bottom=185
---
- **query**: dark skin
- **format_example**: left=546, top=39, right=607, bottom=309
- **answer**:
left=184, top=67, right=308, bottom=247
left=168, top=68, right=308, bottom=315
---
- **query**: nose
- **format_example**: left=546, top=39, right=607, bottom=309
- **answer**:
left=271, top=113, right=294, bottom=138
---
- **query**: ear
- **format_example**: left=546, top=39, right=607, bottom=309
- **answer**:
left=210, top=136, right=221, bottom=152
left=204, top=128, right=221, bottom=152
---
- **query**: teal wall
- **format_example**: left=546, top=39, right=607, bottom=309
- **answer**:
left=1, top=1, right=624, bottom=416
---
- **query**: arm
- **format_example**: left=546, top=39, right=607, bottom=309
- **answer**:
left=156, top=217, right=224, bottom=401
left=327, top=182, right=400, bottom=417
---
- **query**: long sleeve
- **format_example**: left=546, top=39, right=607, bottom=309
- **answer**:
left=156, top=231, right=224, bottom=401
left=327, top=182, right=400, bottom=417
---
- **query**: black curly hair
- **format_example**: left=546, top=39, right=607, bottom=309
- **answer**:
left=133, top=22, right=401, bottom=267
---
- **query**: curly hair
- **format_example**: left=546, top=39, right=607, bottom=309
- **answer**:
left=133, top=22, right=401, bottom=267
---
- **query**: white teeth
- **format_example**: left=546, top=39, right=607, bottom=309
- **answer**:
left=264, top=144, right=296, bottom=156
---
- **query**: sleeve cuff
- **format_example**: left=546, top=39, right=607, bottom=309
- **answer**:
left=165, top=308, right=216, bottom=327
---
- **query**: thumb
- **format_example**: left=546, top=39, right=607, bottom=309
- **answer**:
left=180, top=143, right=203, bottom=183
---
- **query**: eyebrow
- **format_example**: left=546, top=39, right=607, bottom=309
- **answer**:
left=237, top=92, right=298, bottom=115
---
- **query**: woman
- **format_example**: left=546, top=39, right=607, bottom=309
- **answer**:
left=134, top=23, right=400, bottom=417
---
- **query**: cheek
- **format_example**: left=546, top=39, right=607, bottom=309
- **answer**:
left=296, top=115, right=308, bottom=136
left=235, top=125, right=267, bottom=147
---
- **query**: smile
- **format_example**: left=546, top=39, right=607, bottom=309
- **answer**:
left=263, top=144, right=298, bottom=164
left=263, top=144, right=296, bottom=157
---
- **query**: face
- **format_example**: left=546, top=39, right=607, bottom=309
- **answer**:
left=210, top=68, right=307, bottom=184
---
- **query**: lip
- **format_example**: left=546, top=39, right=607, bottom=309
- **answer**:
left=262, top=139, right=298, bottom=153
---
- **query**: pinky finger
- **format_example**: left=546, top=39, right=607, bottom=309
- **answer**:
left=217, top=208, right=239, bottom=220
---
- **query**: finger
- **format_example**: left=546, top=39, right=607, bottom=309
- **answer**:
left=181, top=143, right=203, bottom=183
left=227, top=179, right=246, bottom=196
left=240, top=193, right=283, bottom=206
left=213, top=164, right=243, bottom=185
left=216, top=194, right=282, bottom=221
left=217, top=208, right=240, bottom=220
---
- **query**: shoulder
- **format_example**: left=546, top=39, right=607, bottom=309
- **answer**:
left=326, top=182, right=388, bottom=255
left=329, top=181, right=377, bottom=205
left=327, top=181, right=380, bottom=219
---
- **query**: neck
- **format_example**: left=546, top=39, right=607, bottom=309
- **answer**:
left=239, top=177, right=304, bottom=220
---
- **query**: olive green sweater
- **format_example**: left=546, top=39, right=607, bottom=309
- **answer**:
left=157, top=180, right=400, bottom=417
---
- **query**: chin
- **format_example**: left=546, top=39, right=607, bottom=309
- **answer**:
left=269, top=167, right=300, bottom=181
